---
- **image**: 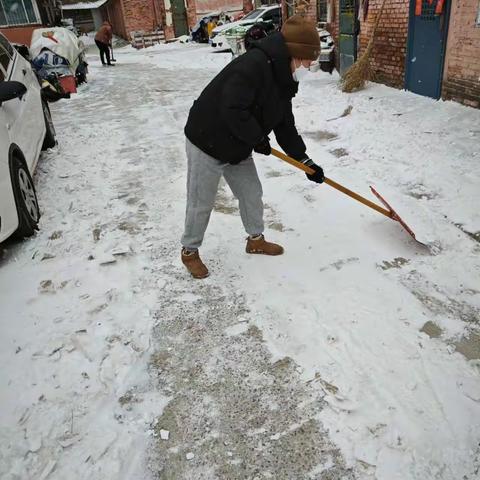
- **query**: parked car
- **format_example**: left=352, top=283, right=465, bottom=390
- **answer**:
left=214, top=10, right=334, bottom=73
left=224, top=20, right=278, bottom=57
left=210, top=5, right=281, bottom=51
left=224, top=21, right=335, bottom=73
left=310, top=29, right=335, bottom=74
left=0, top=32, right=56, bottom=243
left=209, top=32, right=230, bottom=51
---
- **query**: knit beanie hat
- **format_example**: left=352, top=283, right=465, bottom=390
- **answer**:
left=281, top=15, right=320, bottom=61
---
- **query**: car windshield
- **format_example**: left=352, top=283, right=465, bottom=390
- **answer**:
left=243, top=9, right=265, bottom=20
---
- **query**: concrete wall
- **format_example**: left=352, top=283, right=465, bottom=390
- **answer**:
left=442, top=0, right=480, bottom=108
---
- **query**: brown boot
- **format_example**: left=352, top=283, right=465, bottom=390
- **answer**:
left=181, top=248, right=209, bottom=279
left=246, top=235, right=284, bottom=256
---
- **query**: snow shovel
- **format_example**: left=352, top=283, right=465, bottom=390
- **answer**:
left=110, top=44, right=117, bottom=63
left=270, top=148, right=422, bottom=244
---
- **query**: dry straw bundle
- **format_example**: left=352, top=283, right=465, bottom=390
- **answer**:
left=341, top=0, right=388, bottom=93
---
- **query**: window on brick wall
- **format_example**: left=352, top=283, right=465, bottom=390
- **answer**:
left=0, top=0, right=41, bottom=27
left=476, top=0, right=480, bottom=26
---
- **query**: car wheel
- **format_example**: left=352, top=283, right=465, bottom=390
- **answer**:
left=10, top=156, right=40, bottom=238
left=42, top=101, right=57, bottom=150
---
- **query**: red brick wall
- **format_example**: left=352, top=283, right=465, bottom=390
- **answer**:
left=102, top=0, right=128, bottom=38
left=0, top=25, right=40, bottom=45
left=442, top=0, right=480, bottom=108
left=328, top=0, right=408, bottom=86
left=104, top=0, right=166, bottom=39
left=286, top=0, right=318, bottom=20
left=122, top=0, right=158, bottom=35
left=327, top=0, right=479, bottom=109
left=186, top=0, right=197, bottom=29
left=359, top=0, right=409, bottom=88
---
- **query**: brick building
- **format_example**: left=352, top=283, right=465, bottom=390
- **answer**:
left=61, top=0, right=165, bottom=37
left=61, top=1, right=105, bottom=33
left=442, top=0, right=480, bottom=107
left=324, top=0, right=480, bottom=107
left=102, top=0, right=165, bottom=38
left=0, top=0, right=61, bottom=45
left=357, top=0, right=409, bottom=89
left=63, top=0, right=246, bottom=41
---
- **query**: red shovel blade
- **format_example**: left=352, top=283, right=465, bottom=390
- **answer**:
left=370, top=186, right=422, bottom=244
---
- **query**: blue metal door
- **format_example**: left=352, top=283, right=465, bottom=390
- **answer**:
left=405, top=0, right=450, bottom=99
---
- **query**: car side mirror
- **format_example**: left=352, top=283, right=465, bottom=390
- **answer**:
left=0, top=81, right=27, bottom=106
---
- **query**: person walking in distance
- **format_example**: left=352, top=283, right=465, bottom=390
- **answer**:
left=95, top=21, right=114, bottom=66
left=181, top=15, right=324, bottom=279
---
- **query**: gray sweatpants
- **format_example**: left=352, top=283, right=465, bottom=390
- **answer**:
left=181, top=139, right=264, bottom=251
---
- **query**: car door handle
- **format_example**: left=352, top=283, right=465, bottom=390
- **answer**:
left=22, top=68, right=27, bottom=76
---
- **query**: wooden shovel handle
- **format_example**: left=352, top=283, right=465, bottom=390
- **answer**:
left=270, top=148, right=393, bottom=219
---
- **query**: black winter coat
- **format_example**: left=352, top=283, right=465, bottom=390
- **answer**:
left=184, top=33, right=307, bottom=164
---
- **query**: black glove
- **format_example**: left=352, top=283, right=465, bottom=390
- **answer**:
left=303, top=158, right=324, bottom=184
left=253, top=137, right=271, bottom=156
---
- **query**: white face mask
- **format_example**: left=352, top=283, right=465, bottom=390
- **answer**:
left=293, top=60, right=309, bottom=82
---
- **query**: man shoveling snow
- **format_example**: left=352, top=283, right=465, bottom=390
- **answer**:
left=181, top=15, right=325, bottom=278
left=95, top=21, right=114, bottom=67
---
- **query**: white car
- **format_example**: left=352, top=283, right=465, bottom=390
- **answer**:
left=318, top=29, right=334, bottom=60
left=210, top=5, right=281, bottom=51
left=309, top=29, right=335, bottom=73
left=0, top=32, right=56, bottom=243
left=210, top=32, right=229, bottom=52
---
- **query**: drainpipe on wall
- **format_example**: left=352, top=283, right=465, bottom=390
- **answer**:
left=152, top=0, right=164, bottom=29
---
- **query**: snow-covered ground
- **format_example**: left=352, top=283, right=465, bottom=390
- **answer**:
left=1, top=42, right=479, bottom=480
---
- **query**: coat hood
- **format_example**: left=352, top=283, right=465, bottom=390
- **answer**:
left=252, top=32, right=298, bottom=97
